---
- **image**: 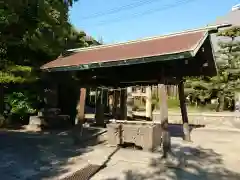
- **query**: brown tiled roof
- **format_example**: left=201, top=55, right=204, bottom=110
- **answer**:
left=41, top=30, right=208, bottom=70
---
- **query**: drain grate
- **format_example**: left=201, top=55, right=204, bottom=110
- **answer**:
left=61, top=164, right=103, bottom=180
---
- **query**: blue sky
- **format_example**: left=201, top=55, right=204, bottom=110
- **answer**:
left=70, top=0, right=239, bottom=43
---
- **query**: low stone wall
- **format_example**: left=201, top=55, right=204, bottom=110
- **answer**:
left=153, top=111, right=240, bottom=129
left=107, top=121, right=162, bottom=151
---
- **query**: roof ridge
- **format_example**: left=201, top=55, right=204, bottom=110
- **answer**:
left=67, top=24, right=230, bottom=53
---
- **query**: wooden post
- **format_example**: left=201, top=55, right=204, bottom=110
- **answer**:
left=159, top=84, right=168, bottom=122
left=102, top=89, right=108, bottom=112
left=146, top=86, right=152, bottom=120
left=95, top=89, right=105, bottom=126
left=120, top=88, right=127, bottom=120
left=113, top=90, right=120, bottom=119
left=53, top=84, right=59, bottom=108
left=77, top=88, right=86, bottom=123
left=174, top=85, right=178, bottom=99
left=73, top=87, right=86, bottom=144
left=178, top=80, right=191, bottom=141
left=127, top=87, right=133, bottom=119
left=159, top=84, right=171, bottom=158
left=108, top=91, right=114, bottom=116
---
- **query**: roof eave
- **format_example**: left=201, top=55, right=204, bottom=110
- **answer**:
left=41, top=51, right=193, bottom=72
left=191, top=31, right=209, bottom=56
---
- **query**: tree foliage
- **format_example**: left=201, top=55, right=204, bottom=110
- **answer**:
left=186, top=27, right=240, bottom=111
left=0, top=0, right=93, bottom=83
left=0, top=0, right=100, bottom=120
left=5, top=91, right=36, bottom=116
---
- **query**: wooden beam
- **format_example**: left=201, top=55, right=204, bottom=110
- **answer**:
left=178, top=80, right=191, bottom=141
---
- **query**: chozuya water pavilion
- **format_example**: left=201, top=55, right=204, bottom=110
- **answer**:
left=41, top=24, right=230, bottom=151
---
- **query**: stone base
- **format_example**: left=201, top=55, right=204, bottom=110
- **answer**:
left=25, top=124, right=42, bottom=132
left=41, top=115, right=70, bottom=129
left=26, top=116, right=44, bottom=131
left=29, top=116, right=44, bottom=126
left=107, top=121, right=162, bottom=151
left=28, top=114, right=71, bottom=130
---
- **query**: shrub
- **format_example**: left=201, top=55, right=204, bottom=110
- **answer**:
left=4, top=92, right=36, bottom=121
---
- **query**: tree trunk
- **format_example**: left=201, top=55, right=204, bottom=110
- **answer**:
left=235, top=92, right=240, bottom=112
left=217, top=92, right=225, bottom=112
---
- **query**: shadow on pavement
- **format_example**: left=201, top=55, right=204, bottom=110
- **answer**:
left=168, top=124, right=205, bottom=138
left=105, top=144, right=240, bottom=180
left=0, top=127, right=105, bottom=180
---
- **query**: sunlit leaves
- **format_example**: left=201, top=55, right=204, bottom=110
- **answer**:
left=217, top=27, right=240, bottom=38
left=1, top=0, right=95, bottom=85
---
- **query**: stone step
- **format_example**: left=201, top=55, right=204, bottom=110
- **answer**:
left=29, top=116, right=43, bottom=125
left=25, top=124, right=41, bottom=131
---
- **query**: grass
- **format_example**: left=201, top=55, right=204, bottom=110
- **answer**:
left=135, top=97, right=216, bottom=112
left=168, top=106, right=213, bottom=112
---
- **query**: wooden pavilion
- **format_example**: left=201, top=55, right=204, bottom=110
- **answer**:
left=41, top=24, right=230, bottom=151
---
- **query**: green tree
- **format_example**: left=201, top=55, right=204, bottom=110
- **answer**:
left=0, top=0, right=98, bottom=119
left=212, top=27, right=240, bottom=111
left=185, top=27, right=240, bottom=111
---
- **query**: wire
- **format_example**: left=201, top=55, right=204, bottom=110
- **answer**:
left=81, top=0, right=162, bottom=20
left=93, top=0, right=197, bottom=26
left=96, top=0, right=194, bottom=25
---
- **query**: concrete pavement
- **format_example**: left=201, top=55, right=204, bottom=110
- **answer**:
left=90, top=128, right=240, bottom=180
left=0, top=127, right=240, bottom=180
